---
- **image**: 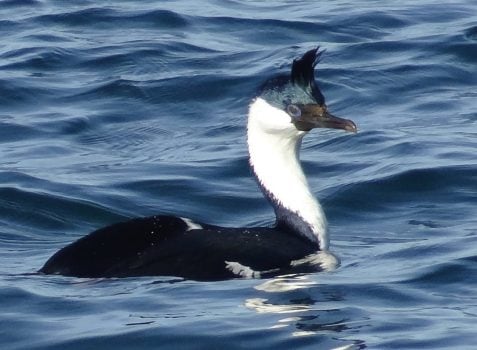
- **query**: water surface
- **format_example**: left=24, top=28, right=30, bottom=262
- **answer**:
left=1, top=0, right=476, bottom=349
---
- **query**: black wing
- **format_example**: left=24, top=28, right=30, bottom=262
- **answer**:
left=40, top=215, right=319, bottom=280
left=40, top=215, right=192, bottom=277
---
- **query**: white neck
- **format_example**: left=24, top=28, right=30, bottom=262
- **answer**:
left=247, top=98, right=328, bottom=250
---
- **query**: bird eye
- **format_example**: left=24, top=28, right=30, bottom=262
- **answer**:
left=286, top=104, right=301, bottom=118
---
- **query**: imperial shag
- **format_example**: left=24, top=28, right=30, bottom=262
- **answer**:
left=40, top=48, right=357, bottom=281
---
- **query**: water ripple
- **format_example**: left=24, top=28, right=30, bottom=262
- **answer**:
left=1, top=1, right=476, bottom=349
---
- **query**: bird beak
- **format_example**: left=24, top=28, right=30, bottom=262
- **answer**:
left=293, top=104, right=357, bottom=133
left=318, top=110, right=357, bottom=133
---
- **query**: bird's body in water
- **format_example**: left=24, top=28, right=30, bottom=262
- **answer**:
left=40, top=47, right=357, bottom=281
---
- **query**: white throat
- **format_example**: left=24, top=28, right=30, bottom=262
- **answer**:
left=247, top=98, right=328, bottom=250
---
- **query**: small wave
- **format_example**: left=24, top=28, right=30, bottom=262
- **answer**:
left=327, top=165, right=477, bottom=216
left=0, top=0, right=40, bottom=8
left=128, top=9, right=189, bottom=28
left=0, top=79, right=51, bottom=107
left=67, top=78, right=149, bottom=101
left=0, top=121, right=42, bottom=143
left=332, top=10, right=410, bottom=29
left=35, top=8, right=189, bottom=30
left=76, top=122, right=171, bottom=152
left=402, top=255, right=477, bottom=286
left=0, top=186, right=128, bottom=239
left=464, top=26, right=477, bottom=41
left=1, top=47, right=79, bottom=71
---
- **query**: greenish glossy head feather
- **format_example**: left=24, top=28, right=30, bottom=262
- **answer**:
left=259, top=47, right=325, bottom=110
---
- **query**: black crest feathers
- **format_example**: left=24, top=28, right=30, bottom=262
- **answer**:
left=291, top=47, right=325, bottom=105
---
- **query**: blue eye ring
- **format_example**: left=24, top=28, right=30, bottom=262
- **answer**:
left=286, top=104, right=301, bottom=118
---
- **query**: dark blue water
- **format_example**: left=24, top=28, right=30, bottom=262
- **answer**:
left=1, top=0, right=476, bottom=349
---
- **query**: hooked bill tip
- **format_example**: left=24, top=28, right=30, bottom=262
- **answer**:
left=345, top=120, right=358, bottom=133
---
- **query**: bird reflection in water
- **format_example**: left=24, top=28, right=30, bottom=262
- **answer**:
left=245, top=273, right=367, bottom=349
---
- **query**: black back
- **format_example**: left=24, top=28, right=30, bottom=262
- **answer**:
left=40, top=215, right=319, bottom=281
